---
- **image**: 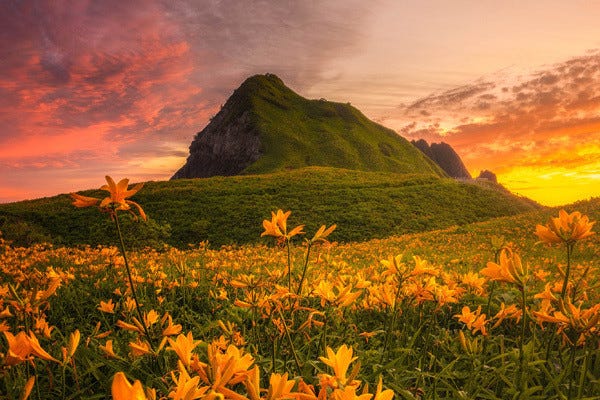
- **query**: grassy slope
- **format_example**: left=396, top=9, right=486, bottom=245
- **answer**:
left=0, top=167, right=541, bottom=248
left=227, top=74, right=445, bottom=176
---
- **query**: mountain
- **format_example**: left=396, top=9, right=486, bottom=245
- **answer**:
left=172, top=74, right=445, bottom=179
left=411, top=139, right=472, bottom=179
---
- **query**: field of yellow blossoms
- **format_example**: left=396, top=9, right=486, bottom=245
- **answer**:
left=1, top=177, right=598, bottom=399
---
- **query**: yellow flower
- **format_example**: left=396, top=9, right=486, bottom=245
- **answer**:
left=194, top=341, right=254, bottom=392
left=167, top=332, right=202, bottom=369
left=331, top=386, right=372, bottom=400
left=66, top=329, right=80, bottom=359
left=532, top=300, right=600, bottom=344
left=266, top=372, right=297, bottom=400
left=129, top=339, right=152, bottom=357
left=319, top=345, right=359, bottom=389
left=70, top=175, right=147, bottom=221
left=535, top=210, right=595, bottom=245
left=111, top=372, right=148, bottom=400
left=99, top=340, right=119, bottom=359
left=98, top=299, right=116, bottom=313
left=261, top=210, right=304, bottom=241
left=460, top=272, right=486, bottom=295
left=243, top=365, right=262, bottom=400
left=21, top=376, right=36, bottom=400
left=492, top=303, right=522, bottom=328
left=454, top=306, right=488, bottom=336
left=480, top=249, right=526, bottom=286
left=3, top=331, right=59, bottom=365
left=169, top=361, right=208, bottom=400
left=70, top=193, right=100, bottom=208
left=373, top=376, right=394, bottom=400
left=311, top=224, right=337, bottom=243
left=410, top=256, right=439, bottom=277
left=162, top=314, right=183, bottom=337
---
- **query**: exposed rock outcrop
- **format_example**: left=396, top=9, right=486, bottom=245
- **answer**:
left=411, top=139, right=472, bottom=179
left=477, top=170, right=498, bottom=183
left=171, top=86, right=262, bottom=179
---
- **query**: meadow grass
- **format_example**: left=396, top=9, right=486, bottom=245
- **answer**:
left=0, top=195, right=598, bottom=399
left=0, top=167, right=540, bottom=249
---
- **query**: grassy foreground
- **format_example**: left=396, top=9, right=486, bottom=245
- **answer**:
left=0, top=192, right=598, bottom=399
left=0, top=167, right=540, bottom=248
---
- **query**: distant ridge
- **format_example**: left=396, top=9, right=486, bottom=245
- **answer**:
left=172, top=74, right=445, bottom=179
left=411, top=139, right=472, bottom=179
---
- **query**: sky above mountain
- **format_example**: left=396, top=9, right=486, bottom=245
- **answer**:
left=1, top=0, right=599, bottom=205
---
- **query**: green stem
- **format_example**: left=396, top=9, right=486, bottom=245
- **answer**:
left=286, top=239, right=292, bottom=292
left=567, top=345, right=577, bottom=399
left=113, top=211, right=155, bottom=352
left=518, top=283, right=527, bottom=392
left=296, top=242, right=312, bottom=295
left=276, top=308, right=302, bottom=376
left=381, top=278, right=404, bottom=364
left=561, top=243, right=573, bottom=301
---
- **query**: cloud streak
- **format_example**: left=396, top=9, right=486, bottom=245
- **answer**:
left=0, top=0, right=374, bottom=202
left=386, top=51, right=600, bottom=205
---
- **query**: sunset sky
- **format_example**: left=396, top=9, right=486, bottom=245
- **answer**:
left=1, top=0, right=599, bottom=206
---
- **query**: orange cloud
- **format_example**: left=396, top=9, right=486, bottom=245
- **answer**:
left=391, top=52, right=600, bottom=205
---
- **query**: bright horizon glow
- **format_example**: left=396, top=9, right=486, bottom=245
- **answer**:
left=1, top=1, right=599, bottom=206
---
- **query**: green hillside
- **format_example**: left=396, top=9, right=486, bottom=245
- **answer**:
left=173, top=73, right=446, bottom=177
left=0, top=167, right=541, bottom=248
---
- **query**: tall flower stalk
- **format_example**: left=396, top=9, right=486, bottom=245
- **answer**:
left=261, top=210, right=304, bottom=292
left=535, top=209, right=595, bottom=302
left=481, top=248, right=529, bottom=390
left=70, top=176, right=154, bottom=351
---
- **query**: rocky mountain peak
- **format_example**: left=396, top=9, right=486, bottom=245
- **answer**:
left=411, top=139, right=472, bottom=179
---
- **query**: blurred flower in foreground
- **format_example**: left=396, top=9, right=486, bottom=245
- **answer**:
left=111, top=372, right=150, bottom=400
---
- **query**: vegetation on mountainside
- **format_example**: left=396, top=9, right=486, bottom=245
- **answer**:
left=0, top=167, right=540, bottom=248
left=205, top=74, right=446, bottom=176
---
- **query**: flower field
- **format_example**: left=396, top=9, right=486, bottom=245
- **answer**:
left=1, top=178, right=599, bottom=399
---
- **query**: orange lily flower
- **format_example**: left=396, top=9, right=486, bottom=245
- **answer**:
left=70, top=193, right=100, bottom=208
left=480, top=249, right=527, bottom=286
left=21, top=376, right=36, bottom=400
left=319, top=345, right=359, bottom=389
left=261, top=210, right=304, bottom=241
left=3, top=331, right=59, bottom=365
left=70, top=175, right=147, bottom=220
left=374, top=376, right=394, bottom=400
left=535, top=210, right=595, bottom=245
left=265, top=372, right=298, bottom=400
left=311, top=224, right=337, bottom=243
left=167, top=332, right=202, bottom=369
left=111, top=372, right=148, bottom=400
left=162, top=314, right=183, bottom=336
left=98, top=299, right=116, bottom=313
left=129, top=339, right=152, bottom=357
left=331, top=386, right=372, bottom=400
left=99, top=340, right=119, bottom=359
left=454, top=306, right=488, bottom=336
left=169, top=361, right=208, bottom=400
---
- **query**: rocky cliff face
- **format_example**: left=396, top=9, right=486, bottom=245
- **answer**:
left=411, top=139, right=472, bottom=179
left=171, top=90, right=262, bottom=179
